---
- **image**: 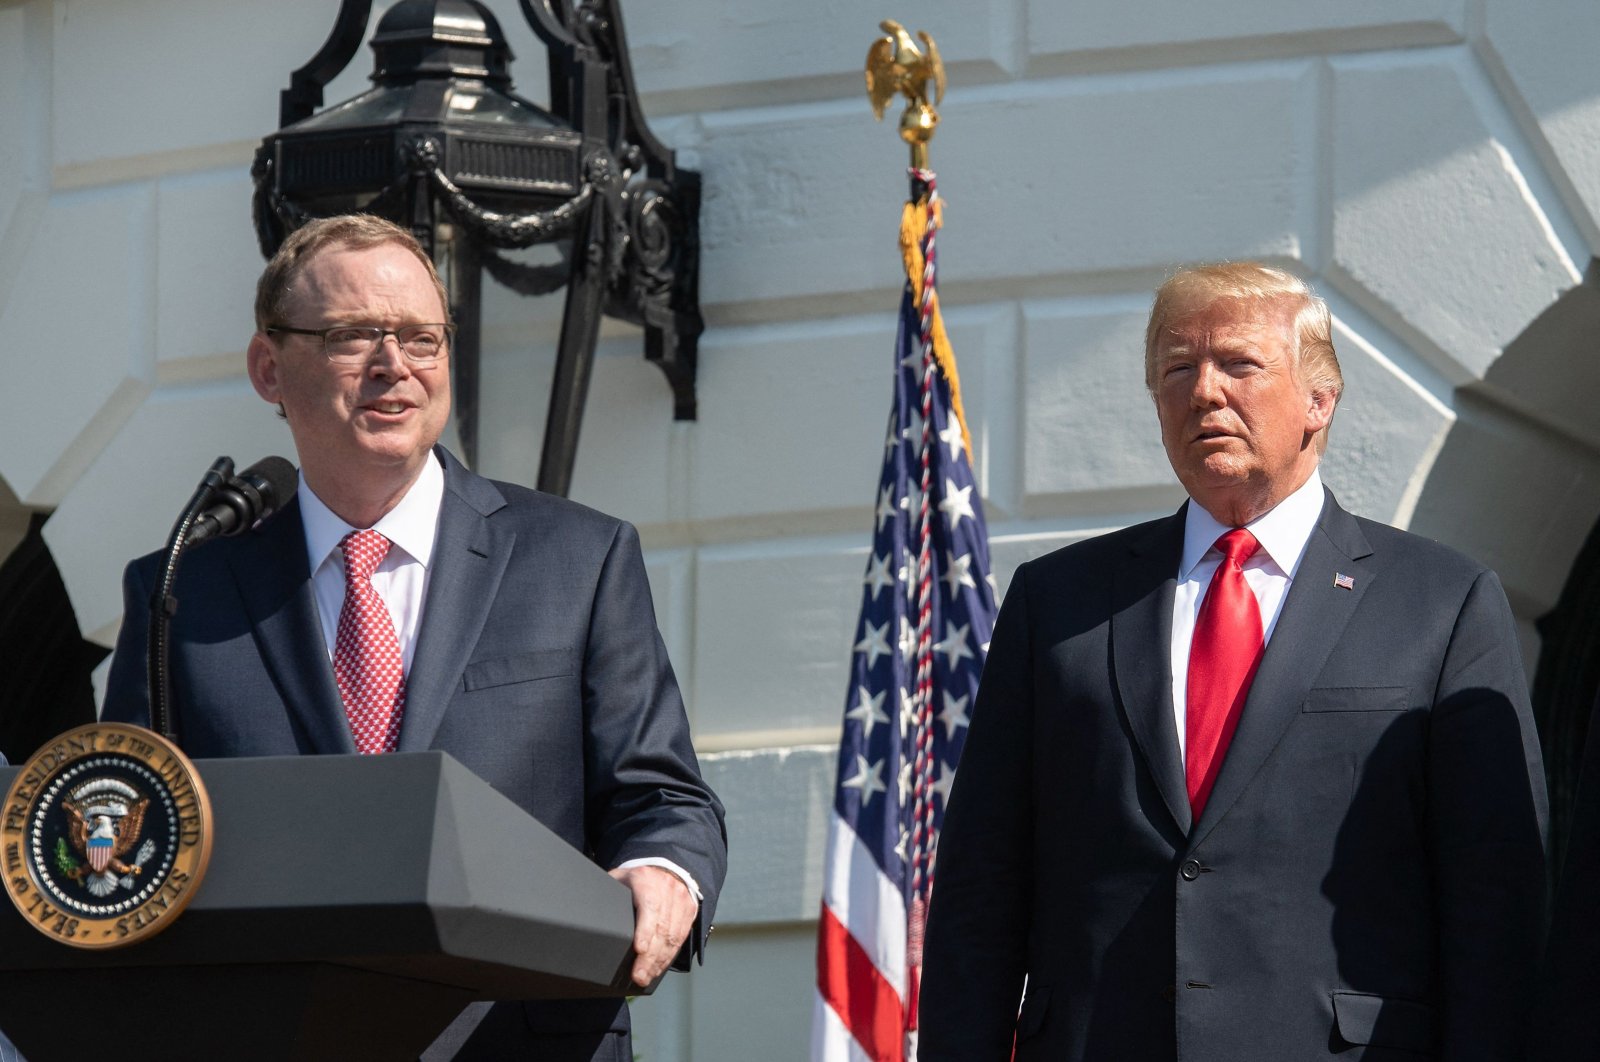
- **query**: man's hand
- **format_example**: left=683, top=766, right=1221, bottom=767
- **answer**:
left=609, top=864, right=697, bottom=988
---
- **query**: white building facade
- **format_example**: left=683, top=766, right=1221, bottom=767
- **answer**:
left=2, top=1, right=1599, bottom=1057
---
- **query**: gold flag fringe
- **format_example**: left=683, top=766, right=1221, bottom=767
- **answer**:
left=899, top=196, right=974, bottom=463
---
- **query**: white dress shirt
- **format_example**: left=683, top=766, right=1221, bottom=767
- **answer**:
left=1169, top=469, right=1325, bottom=760
left=300, top=452, right=444, bottom=670
left=298, top=453, right=699, bottom=901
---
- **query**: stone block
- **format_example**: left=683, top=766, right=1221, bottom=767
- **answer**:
left=697, top=744, right=836, bottom=924
left=697, top=108, right=906, bottom=308
left=669, top=922, right=819, bottom=1062
left=155, top=168, right=262, bottom=373
left=53, top=0, right=369, bottom=170
left=624, top=0, right=1015, bottom=103
left=642, top=547, right=695, bottom=719
left=568, top=343, right=682, bottom=527
left=691, top=537, right=865, bottom=738
left=1022, top=296, right=1172, bottom=501
left=1482, top=0, right=1600, bottom=248
left=699, top=65, right=1314, bottom=306
left=687, top=309, right=1008, bottom=525
left=471, top=327, right=554, bottom=492
left=474, top=330, right=682, bottom=527
left=1471, top=264, right=1600, bottom=458
left=1408, top=397, right=1600, bottom=619
left=0, top=5, right=44, bottom=249
left=1329, top=53, right=1579, bottom=381
left=1317, top=316, right=1452, bottom=524
left=43, top=379, right=294, bottom=645
left=1028, top=0, right=1462, bottom=60
left=0, top=186, right=155, bottom=507
left=936, top=66, right=1315, bottom=282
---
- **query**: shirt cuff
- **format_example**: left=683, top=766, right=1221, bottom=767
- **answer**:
left=613, top=857, right=702, bottom=905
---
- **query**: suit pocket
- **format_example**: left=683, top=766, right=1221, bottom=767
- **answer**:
left=1331, top=991, right=1434, bottom=1053
left=1302, top=686, right=1410, bottom=713
left=1016, top=983, right=1050, bottom=1043
left=463, top=649, right=576, bottom=691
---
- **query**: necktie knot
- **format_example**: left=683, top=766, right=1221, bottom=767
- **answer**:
left=341, top=529, right=390, bottom=584
left=1215, top=528, right=1260, bottom=570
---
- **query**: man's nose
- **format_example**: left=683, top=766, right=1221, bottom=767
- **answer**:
left=367, top=332, right=412, bottom=378
left=1190, top=361, right=1225, bottom=408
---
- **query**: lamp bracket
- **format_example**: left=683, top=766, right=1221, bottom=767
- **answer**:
left=280, top=1, right=372, bottom=127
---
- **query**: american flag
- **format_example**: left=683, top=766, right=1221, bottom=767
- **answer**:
left=814, top=171, right=998, bottom=1062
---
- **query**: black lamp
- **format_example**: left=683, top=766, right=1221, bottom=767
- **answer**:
left=252, top=0, right=701, bottom=496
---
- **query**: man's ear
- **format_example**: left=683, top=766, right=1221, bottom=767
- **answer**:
left=247, top=332, right=283, bottom=405
left=1305, top=386, right=1336, bottom=435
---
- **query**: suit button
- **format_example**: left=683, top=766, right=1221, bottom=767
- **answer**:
left=1162, top=985, right=1176, bottom=1003
left=1180, top=859, right=1202, bottom=881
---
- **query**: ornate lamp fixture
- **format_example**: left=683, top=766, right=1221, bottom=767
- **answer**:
left=252, top=0, right=701, bottom=496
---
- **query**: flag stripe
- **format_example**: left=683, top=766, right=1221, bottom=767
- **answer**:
left=814, top=987, right=879, bottom=1062
left=823, top=816, right=909, bottom=990
left=818, top=902, right=907, bottom=1062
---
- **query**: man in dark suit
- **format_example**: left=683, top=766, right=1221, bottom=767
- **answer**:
left=919, top=263, right=1547, bottom=1060
left=102, top=214, right=725, bottom=1062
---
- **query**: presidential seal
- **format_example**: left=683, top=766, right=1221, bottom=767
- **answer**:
left=3, top=722, right=212, bottom=948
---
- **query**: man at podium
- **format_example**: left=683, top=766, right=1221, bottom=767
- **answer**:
left=101, top=214, right=726, bottom=1062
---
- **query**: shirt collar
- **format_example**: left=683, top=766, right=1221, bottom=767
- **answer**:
left=299, top=451, right=445, bottom=573
left=1179, top=468, right=1325, bottom=580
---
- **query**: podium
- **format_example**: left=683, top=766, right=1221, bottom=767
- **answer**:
left=0, top=752, right=641, bottom=1061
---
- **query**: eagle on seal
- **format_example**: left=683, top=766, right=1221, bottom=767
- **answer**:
left=64, top=796, right=148, bottom=885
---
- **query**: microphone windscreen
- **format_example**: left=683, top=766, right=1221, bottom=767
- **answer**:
left=239, top=456, right=297, bottom=514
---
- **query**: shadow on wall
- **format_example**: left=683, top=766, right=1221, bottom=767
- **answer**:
left=1406, top=259, right=1600, bottom=873
left=0, top=476, right=102, bottom=762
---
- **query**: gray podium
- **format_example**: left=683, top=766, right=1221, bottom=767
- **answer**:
left=0, top=752, right=641, bottom=1061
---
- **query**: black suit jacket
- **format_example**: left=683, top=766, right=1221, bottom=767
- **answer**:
left=919, top=490, right=1546, bottom=1061
left=1527, top=689, right=1600, bottom=1060
left=102, top=449, right=726, bottom=1061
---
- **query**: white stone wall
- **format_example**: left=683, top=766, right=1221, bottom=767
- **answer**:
left=3, top=0, right=1600, bottom=1057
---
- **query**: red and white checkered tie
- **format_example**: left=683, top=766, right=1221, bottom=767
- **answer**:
left=334, top=529, right=405, bottom=754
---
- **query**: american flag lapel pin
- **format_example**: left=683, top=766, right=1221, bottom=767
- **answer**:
left=1333, top=572, right=1355, bottom=591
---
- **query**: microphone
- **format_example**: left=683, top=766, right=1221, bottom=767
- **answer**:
left=185, top=456, right=297, bottom=545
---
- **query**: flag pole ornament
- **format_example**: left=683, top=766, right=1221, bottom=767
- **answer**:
left=865, top=20, right=946, bottom=171
left=815, top=27, right=997, bottom=1061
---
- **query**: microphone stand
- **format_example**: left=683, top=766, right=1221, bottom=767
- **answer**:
left=147, top=456, right=234, bottom=744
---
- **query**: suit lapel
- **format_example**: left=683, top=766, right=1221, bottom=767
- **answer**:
left=1189, top=490, right=1374, bottom=847
left=397, top=450, right=512, bottom=753
left=227, top=497, right=356, bottom=755
left=1112, top=508, right=1191, bottom=836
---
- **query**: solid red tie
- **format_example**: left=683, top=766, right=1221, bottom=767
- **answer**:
left=1185, top=528, right=1263, bottom=820
left=333, top=530, right=405, bottom=754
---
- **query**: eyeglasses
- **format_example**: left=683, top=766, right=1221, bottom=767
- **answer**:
left=265, top=323, right=455, bottom=363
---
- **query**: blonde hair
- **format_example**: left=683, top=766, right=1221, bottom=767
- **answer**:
left=1145, top=262, right=1342, bottom=453
left=254, top=214, right=450, bottom=332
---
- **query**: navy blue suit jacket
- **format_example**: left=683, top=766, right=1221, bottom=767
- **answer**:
left=920, top=491, right=1547, bottom=1061
left=102, top=448, right=726, bottom=1061
left=1528, top=689, right=1600, bottom=1060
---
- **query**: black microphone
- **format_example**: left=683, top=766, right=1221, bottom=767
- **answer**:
left=185, top=456, right=297, bottom=545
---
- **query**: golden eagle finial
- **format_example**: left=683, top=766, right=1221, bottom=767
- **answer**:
left=865, top=20, right=946, bottom=169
